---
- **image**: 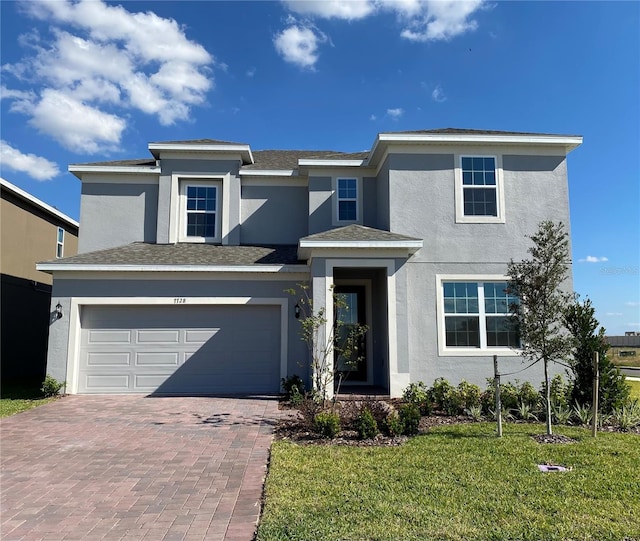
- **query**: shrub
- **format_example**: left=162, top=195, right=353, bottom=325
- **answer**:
left=356, top=409, right=379, bottom=439
left=430, top=378, right=454, bottom=411
left=518, top=381, right=540, bottom=409
left=572, top=401, right=593, bottom=426
left=480, top=379, right=519, bottom=414
left=513, top=401, right=538, bottom=421
left=552, top=405, right=572, bottom=425
left=468, top=405, right=483, bottom=421
left=383, top=411, right=404, bottom=436
left=281, top=375, right=305, bottom=401
left=297, top=395, right=324, bottom=429
left=41, top=375, right=64, bottom=397
left=403, top=382, right=432, bottom=415
left=548, top=374, right=571, bottom=409
left=313, top=411, right=341, bottom=438
left=289, top=387, right=304, bottom=407
left=611, top=401, right=640, bottom=431
left=456, top=381, right=482, bottom=410
left=399, top=403, right=421, bottom=435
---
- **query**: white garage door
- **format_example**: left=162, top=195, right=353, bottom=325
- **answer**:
left=78, top=304, right=281, bottom=395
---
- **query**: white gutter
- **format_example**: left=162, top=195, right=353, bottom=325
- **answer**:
left=68, top=165, right=160, bottom=175
left=148, top=143, right=254, bottom=164
left=298, top=159, right=365, bottom=167
left=36, top=263, right=309, bottom=273
left=239, top=169, right=297, bottom=177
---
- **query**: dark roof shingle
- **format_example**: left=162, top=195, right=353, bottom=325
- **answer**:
left=301, top=224, right=421, bottom=243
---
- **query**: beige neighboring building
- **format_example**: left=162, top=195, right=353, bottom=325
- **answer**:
left=606, top=332, right=640, bottom=364
left=1, top=177, right=79, bottom=383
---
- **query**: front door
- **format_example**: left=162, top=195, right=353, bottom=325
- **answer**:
left=334, top=285, right=367, bottom=382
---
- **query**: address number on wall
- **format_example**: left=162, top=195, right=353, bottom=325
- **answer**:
left=174, top=298, right=186, bottom=304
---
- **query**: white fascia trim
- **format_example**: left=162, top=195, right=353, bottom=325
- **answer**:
left=65, top=296, right=289, bottom=394
left=298, top=159, right=365, bottom=167
left=239, top=169, right=297, bottom=177
left=148, top=143, right=254, bottom=164
left=378, top=133, right=583, bottom=148
left=299, top=240, right=423, bottom=250
left=0, top=177, right=80, bottom=228
left=68, top=165, right=160, bottom=175
left=36, top=264, right=309, bottom=273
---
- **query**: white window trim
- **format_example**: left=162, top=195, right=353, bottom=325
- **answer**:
left=454, top=154, right=506, bottom=224
left=332, top=177, right=362, bottom=225
left=170, top=173, right=231, bottom=244
left=436, top=274, right=520, bottom=357
left=56, top=227, right=64, bottom=258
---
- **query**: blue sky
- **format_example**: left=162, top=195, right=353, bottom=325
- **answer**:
left=1, top=0, right=638, bottom=334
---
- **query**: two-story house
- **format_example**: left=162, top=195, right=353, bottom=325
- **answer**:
left=38, top=129, right=582, bottom=397
left=1, top=177, right=79, bottom=384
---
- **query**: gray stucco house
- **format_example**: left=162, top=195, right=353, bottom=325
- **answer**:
left=39, top=128, right=582, bottom=397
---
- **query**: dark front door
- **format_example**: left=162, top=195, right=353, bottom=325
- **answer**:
left=334, top=285, right=367, bottom=382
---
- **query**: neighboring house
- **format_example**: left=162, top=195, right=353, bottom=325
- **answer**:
left=38, top=129, right=582, bottom=397
left=606, top=332, right=640, bottom=363
left=1, top=178, right=79, bottom=384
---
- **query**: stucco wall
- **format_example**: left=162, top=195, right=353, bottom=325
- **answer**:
left=308, top=176, right=332, bottom=235
left=240, top=185, right=308, bottom=244
left=79, top=182, right=158, bottom=253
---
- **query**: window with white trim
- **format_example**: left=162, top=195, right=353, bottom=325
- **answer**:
left=56, top=227, right=64, bottom=258
left=337, top=178, right=358, bottom=222
left=455, top=155, right=505, bottom=223
left=441, top=280, right=520, bottom=350
left=179, top=181, right=221, bottom=242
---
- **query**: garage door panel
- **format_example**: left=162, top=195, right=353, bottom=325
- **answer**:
left=78, top=304, right=281, bottom=395
left=137, top=330, right=180, bottom=344
left=87, top=352, right=131, bottom=366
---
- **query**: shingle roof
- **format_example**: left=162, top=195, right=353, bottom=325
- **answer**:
left=149, top=138, right=248, bottom=146
left=243, top=150, right=369, bottom=170
left=385, top=128, right=581, bottom=137
left=41, top=242, right=302, bottom=267
left=300, top=224, right=421, bottom=243
left=75, top=158, right=157, bottom=167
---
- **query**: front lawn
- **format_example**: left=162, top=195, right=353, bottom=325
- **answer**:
left=629, top=379, right=640, bottom=400
left=258, top=423, right=640, bottom=541
left=0, top=383, right=58, bottom=418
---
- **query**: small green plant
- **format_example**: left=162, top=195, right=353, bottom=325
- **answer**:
left=41, top=375, right=64, bottom=397
left=468, top=405, right=483, bottom=421
left=429, top=378, right=453, bottom=411
left=611, top=401, right=640, bottom=431
left=356, top=408, right=379, bottom=439
left=383, top=411, right=404, bottom=436
left=402, top=381, right=432, bottom=415
left=517, top=381, right=540, bottom=409
left=552, top=405, right=572, bottom=425
left=289, top=387, right=304, bottom=407
left=313, top=411, right=341, bottom=438
left=513, top=400, right=538, bottom=421
left=456, top=380, right=482, bottom=410
left=572, top=401, right=593, bottom=426
left=281, top=375, right=305, bottom=401
left=399, top=403, right=421, bottom=435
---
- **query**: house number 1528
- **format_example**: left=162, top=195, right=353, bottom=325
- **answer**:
left=174, top=298, right=186, bottom=304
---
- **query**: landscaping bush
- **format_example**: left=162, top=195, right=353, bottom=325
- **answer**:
left=356, top=409, right=379, bottom=439
left=399, top=403, right=421, bottom=435
left=297, top=395, right=324, bottom=430
left=429, top=378, right=454, bottom=411
left=383, top=411, right=404, bottom=436
left=41, top=375, right=64, bottom=397
left=517, top=381, right=540, bottom=409
left=611, top=400, right=640, bottom=431
left=547, top=374, right=571, bottom=409
left=402, top=381, right=432, bottom=415
left=313, top=411, right=341, bottom=438
left=456, top=380, right=482, bottom=410
left=281, top=375, right=305, bottom=401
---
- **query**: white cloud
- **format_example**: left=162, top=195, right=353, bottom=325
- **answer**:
left=0, top=140, right=60, bottom=181
left=400, top=1, right=486, bottom=42
left=274, top=25, right=325, bottom=69
left=626, top=302, right=640, bottom=307
left=282, top=0, right=487, bottom=42
left=387, top=108, right=404, bottom=119
left=282, top=1, right=376, bottom=20
left=432, top=84, right=446, bottom=102
left=2, top=0, right=214, bottom=153
left=370, top=114, right=377, bottom=121
left=246, top=67, right=256, bottom=78
left=578, top=256, right=609, bottom=263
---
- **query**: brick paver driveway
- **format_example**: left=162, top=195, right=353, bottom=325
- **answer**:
left=1, top=395, right=287, bottom=541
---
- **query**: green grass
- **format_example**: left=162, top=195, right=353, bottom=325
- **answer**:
left=628, top=379, right=640, bottom=400
left=0, top=383, right=58, bottom=418
left=258, top=424, right=640, bottom=541
left=613, top=357, right=640, bottom=368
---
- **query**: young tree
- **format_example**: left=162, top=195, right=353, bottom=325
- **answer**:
left=286, top=284, right=368, bottom=407
left=564, top=296, right=630, bottom=413
left=507, top=221, right=573, bottom=435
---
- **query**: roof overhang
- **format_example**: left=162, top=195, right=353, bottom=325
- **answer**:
left=298, top=159, right=365, bottom=167
left=367, top=132, right=583, bottom=167
left=36, top=263, right=309, bottom=274
left=298, top=239, right=423, bottom=260
left=68, top=165, right=161, bottom=179
left=148, top=142, right=254, bottom=164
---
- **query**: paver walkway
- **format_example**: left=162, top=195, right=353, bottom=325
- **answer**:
left=0, top=395, right=288, bottom=541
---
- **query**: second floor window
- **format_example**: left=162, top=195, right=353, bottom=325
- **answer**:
left=337, top=178, right=358, bottom=221
left=186, top=185, right=218, bottom=239
left=56, top=227, right=64, bottom=258
left=462, top=156, right=497, bottom=217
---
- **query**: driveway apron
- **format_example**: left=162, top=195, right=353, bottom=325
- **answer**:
left=0, top=395, right=286, bottom=541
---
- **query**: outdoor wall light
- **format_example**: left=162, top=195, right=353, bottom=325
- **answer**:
left=55, top=302, right=63, bottom=320
left=294, top=303, right=301, bottom=319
